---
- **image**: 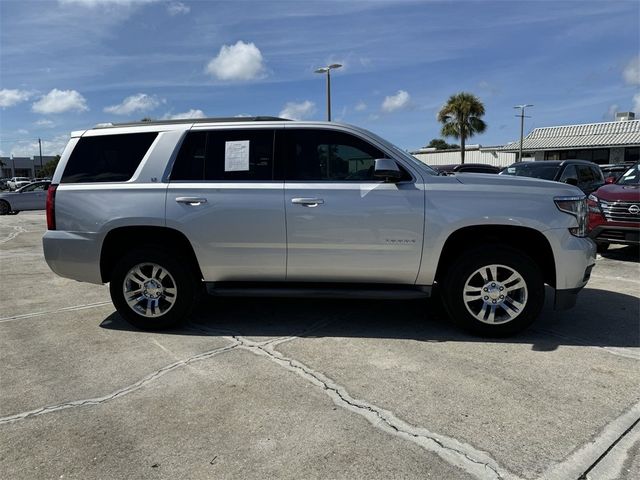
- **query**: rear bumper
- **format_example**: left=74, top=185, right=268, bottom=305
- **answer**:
left=589, top=224, right=640, bottom=245
left=43, top=231, right=103, bottom=284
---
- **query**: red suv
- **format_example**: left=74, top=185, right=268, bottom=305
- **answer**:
left=587, top=162, right=640, bottom=252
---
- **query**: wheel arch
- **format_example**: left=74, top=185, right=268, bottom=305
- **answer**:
left=434, top=225, right=556, bottom=288
left=100, top=226, right=203, bottom=283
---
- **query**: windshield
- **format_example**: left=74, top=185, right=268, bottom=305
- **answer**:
left=617, top=163, right=640, bottom=185
left=500, top=163, right=558, bottom=180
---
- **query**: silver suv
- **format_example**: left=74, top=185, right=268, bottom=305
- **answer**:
left=43, top=117, right=596, bottom=336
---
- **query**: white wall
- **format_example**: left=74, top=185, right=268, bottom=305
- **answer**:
left=412, top=149, right=516, bottom=167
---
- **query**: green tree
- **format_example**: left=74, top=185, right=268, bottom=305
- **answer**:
left=40, top=155, right=60, bottom=178
left=427, top=138, right=459, bottom=150
left=437, top=92, right=487, bottom=164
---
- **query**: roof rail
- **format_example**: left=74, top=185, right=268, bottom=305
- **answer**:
left=95, top=116, right=291, bottom=128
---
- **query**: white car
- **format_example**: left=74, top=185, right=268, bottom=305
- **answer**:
left=7, top=177, right=31, bottom=191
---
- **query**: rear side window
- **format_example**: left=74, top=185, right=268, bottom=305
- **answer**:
left=61, top=132, right=157, bottom=183
left=171, top=129, right=276, bottom=181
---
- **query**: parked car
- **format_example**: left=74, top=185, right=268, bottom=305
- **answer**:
left=43, top=117, right=595, bottom=336
left=587, top=162, right=640, bottom=252
left=600, top=163, right=634, bottom=184
left=500, top=160, right=604, bottom=194
left=0, top=181, right=51, bottom=215
left=432, top=163, right=501, bottom=175
left=7, top=177, right=31, bottom=191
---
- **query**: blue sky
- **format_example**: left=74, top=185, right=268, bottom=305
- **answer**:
left=1, top=0, right=639, bottom=157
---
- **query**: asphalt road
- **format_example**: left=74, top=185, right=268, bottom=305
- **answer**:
left=1, top=211, right=639, bottom=480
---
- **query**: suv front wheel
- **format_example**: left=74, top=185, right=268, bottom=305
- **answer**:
left=441, top=246, right=545, bottom=336
left=109, top=248, right=198, bottom=330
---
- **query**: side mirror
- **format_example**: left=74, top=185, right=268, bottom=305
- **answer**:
left=373, top=158, right=402, bottom=181
left=564, top=178, right=578, bottom=186
left=605, top=176, right=616, bottom=184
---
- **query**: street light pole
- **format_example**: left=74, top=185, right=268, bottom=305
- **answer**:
left=514, top=104, right=533, bottom=162
left=315, top=63, right=342, bottom=121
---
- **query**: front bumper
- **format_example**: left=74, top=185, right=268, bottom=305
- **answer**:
left=543, top=228, right=596, bottom=310
left=589, top=224, right=640, bottom=245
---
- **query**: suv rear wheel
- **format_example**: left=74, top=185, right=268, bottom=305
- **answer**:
left=441, top=246, right=544, bottom=336
left=109, top=248, right=198, bottom=330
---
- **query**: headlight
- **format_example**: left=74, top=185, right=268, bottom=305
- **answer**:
left=587, top=193, right=602, bottom=214
left=554, top=195, right=587, bottom=237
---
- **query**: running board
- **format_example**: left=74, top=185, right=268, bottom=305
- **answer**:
left=205, top=282, right=431, bottom=300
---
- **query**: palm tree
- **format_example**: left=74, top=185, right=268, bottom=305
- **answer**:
left=437, top=92, right=487, bottom=164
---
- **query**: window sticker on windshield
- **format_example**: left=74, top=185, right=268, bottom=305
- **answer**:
left=224, top=140, right=250, bottom=171
left=507, top=167, right=515, bottom=173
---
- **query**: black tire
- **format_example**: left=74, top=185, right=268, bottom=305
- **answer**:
left=441, top=246, right=545, bottom=337
left=596, top=242, right=609, bottom=254
left=109, top=247, right=199, bottom=330
left=0, top=200, right=10, bottom=215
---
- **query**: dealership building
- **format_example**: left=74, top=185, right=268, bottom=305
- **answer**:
left=499, top=112, right=640, bottom=164
left=412, top=112, right=640, bottom=167
left=0, top=156, right=57, bottom=178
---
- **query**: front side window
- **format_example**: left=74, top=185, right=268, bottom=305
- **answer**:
left=285, top=129, right=409, bottom=181
left=559, top=165, right=578, bottom=182
left=171, top=129, right=276, bottom=181
left=62, top=132, right=157, bottom=183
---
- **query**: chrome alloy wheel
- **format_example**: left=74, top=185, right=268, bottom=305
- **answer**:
left=462, top=264, right=528, bottom=325
left=122, top=263, right=177, bottom=318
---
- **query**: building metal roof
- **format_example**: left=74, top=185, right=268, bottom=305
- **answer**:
left=500, top=119, right=640, bottom=151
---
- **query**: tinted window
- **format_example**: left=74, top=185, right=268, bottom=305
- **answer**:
left=577, top=165, right=598, bottom=185
left=458, top=167, right=497, bottom=174
left=171, top=130, right=276, bottom=181
left=559, top=165, right=577, bottom=182
left=501, top=163, right=559, bottom=180
left=20, top=182, right=49, bottom=192
left=170, top=132, right=207, bottom=181
left=62, top=133, right=157, bottom=183
left=285, top=129, right=408, bottom=181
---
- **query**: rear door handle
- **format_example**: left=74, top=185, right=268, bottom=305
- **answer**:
left=291, top=197, right=324, bottom=207
left=176, top=197, right=208, bottom=206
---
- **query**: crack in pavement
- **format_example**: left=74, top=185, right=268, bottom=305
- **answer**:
left=0, top=225, right=28, bottom=244
left=232, top=334, right=521, bottom=480
left=0, top=301, right=112, bottom=323
left=0, top=341, right=239, bottom=425
left=0, top=319, right=334, bottom=424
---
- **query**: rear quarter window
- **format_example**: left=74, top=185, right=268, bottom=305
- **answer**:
left=61, top=132, right=157, bottom=183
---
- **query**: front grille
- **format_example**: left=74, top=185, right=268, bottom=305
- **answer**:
left=599, top=200, right=640, bottom=222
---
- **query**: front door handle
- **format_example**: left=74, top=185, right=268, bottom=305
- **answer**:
left=291, top=197, right=324, bottom=207
left=176, top=197, right=208, bottom=206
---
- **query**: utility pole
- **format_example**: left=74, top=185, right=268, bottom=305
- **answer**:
left=513, top=104, right=533, bottom=162
left=314, top=64, right=342, bottom=121
left=38, top=138, right=43, bottom=177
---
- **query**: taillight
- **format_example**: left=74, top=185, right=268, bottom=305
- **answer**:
left=46, top=184, right=58, bottom=230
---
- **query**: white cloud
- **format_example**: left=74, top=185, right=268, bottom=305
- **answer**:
left=279, top=100, right=315, bottom=120
left=0, top=89, right=33, bottom=108
left=32, top=89, right=88, bottom=114
left=167, top=1, right=189, bottom=15
left=59, top=0, right=158, bottom=7
left=162, top=109, right=205, bottom=120
left=633, top=93, right=640, bottom=114
left=623, top=55, right=640, bottom=86
left=35, top=119, right=56, bottom=128
left=104, top=93, right=161, bottom=115
left=354, top=101, right=367, bottom=112
left=205, top=41, right=266, bottom=81
left=381, top=90, right=410, bottom=113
